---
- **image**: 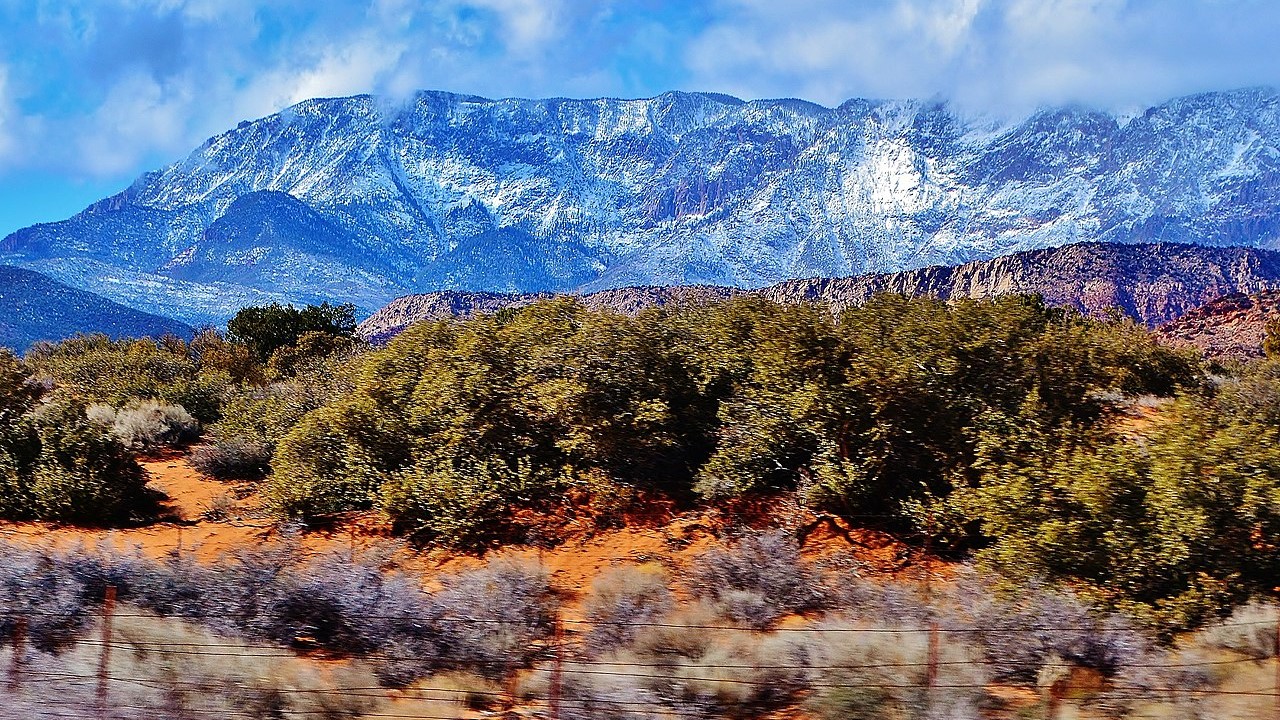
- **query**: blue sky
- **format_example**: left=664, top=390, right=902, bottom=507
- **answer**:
left=1, top=0, right=1279, bottom=237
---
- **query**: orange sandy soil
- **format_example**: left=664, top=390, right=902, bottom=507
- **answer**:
left=1111, top=398, right=1174, bottom=437
left=0, top=449, right=923, bottom=603
left=0, top=450, right=1050, bottom=720
left=0, top=452, right=276, bottom=559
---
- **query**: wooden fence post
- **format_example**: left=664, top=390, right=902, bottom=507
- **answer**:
left=548, top=614, right=565, bottom=720
left=96, top=585, right=116, bottom=718
left=7, top=617, right=25, bottom=690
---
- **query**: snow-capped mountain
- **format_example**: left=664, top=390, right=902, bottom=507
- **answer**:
left=5, top=87, right=1280, bottom=324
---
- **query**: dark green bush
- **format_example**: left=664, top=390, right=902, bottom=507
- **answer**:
left=23, top=403, right=152, bottom=523
left=378, top=457, right=533, bottom=547
left=196, top=350, right=363, bottom=481
left=227, top=302, right=356, bottom=363
left=268, top=294, right=1199, bottom=545
left=264, top=397, right=407, bottom=519
left=955, top=396, right=1280, bottom=632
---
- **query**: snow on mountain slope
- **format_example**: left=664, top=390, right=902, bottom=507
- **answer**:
left=5, top=87, right=1280, bottom=324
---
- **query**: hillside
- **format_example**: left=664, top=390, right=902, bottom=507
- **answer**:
left=0, top=266, right=193, bottom=350
left=1157, top=289, right=1280, bottom=360
left=358, top=241, right=1280, bottom=341
left=7, top=87, right=1280, bottom=324
left=360, top=285, right=743, bottom=342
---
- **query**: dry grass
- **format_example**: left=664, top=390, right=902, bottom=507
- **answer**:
left=1, top=611, right=381, bottom=719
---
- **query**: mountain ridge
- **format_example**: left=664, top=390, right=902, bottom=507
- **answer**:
left=357, top=241, right=1280, bottom=342
left=7, top=87, right=1280, bottom=323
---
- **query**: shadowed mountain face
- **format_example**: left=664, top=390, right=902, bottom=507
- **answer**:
left=357, top=242, right=1280, bottom=342
left=0, top=266, right=193, bottom=351
left=6, top=88, right=1280, bottom=325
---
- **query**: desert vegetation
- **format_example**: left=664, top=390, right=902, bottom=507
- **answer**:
left=9, top=294, right=1280, bottom=716
left=3, top=532, right=1276, bottom=719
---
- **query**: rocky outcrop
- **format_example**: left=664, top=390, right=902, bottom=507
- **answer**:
left=359, top=286, right=742, bottom=343
left=1156, top=290, right=1280, bottom=361
left=359, top=242, right=1280, bottom=341
left=760, top=242, right=1280, bottom=326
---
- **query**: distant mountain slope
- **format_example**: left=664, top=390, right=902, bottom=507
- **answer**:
left=359, top=285, right=742, bottom=343
left=758, top=241, right=1280, bottom=324
left=0, top=266, right=192, bottom=350
left=358, top=242, right=1280, bottom=341
left=6, top=87, right=1280, bottom=323
left=1156, top=290, right=1280, bottom=360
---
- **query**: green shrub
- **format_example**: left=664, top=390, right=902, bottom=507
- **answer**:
left=197, top=351, right=363, bottom=480
left=24, top=333, right=239, bottom=423
left=957, top=397, right=1280, bottom=632
left=269, top=294, right=1200, bottom=547
left=227, top=302, right=357, bottom=362
left=265, top=329, right=356, bottom=378
left=378, top=458, right=530, bottom=547
left=264, top=398, right=405, bottom=519
left=24, top=403, right=151, bottom=523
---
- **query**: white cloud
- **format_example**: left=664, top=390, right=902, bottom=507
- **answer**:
left=77, top=70, right=196, bottom=175
left=3, top=0, right=1280, bottom=189
left=466, top=0, right=565, bottom=53
left=238, top=35, right=410, bottom=116
left=685, top=0, right=1280, bottom=114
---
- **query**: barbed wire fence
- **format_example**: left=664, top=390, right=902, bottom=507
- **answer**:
left=6, top=584, right=1280, bottom=720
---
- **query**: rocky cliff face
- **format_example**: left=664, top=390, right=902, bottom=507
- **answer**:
left=6, top=88, right=1280, bottom=325
left=1156, top=290, right=1280, bottom=361
left=760, top=242, right=1280, bottom=324
left=358, top=241, right=1280, bottom=341
left=359, top=285, right=743, bottom=343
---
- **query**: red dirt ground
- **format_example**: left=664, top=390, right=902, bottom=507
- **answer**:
left=0, top=450, right=924, bottom=601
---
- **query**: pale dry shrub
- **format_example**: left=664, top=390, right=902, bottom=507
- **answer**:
left=373, top=556, right=559, bottom=686
left=2, top=611, right=385, bottom=719
left=98, top=400, right=200, bottom=450
left=85, top=402, right=118, bottom=425
left=198, top=490, right=238, bottom=521
left=540, top=614, right=808, bottom=720
left=391, top=672, right=504, bottom=718
left=802, top=618, right=989, bottom=720
left=686, top=530, right=826, bottom=628
left=581, top=564, right=673, bottom=656
left=190, top=439, right=273, bottom=480
left=0, top=541, right=93, bottom=650
left=947, top=571, right=1151, bottom=683
left=1186, top=600, right=1278, bottom=660
left=0, top=541, right=560, bottom=699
